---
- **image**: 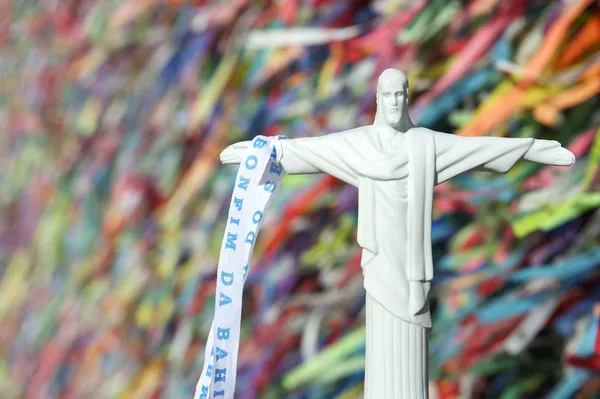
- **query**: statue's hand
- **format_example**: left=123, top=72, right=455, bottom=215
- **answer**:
left=220, top=140, right=251, bottom=164
left=524, top=139, right=575, bottom=166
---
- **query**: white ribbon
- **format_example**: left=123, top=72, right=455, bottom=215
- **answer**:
left=194, top=135, right=286, bottom=399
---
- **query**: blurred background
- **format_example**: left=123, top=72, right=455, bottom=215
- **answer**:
left=1, top=0, right=600, bottom=398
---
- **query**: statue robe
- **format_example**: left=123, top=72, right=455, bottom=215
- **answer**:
left=279, top=126, right=533, bottom=328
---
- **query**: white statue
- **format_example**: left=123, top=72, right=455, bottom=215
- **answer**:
left=220, top=69, right=575, bottom=398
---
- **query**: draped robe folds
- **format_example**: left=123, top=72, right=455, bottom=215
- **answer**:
left=279, top=126, right=534, bottom=328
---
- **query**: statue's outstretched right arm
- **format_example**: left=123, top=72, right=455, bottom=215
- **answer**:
left=220, top=139, right=322, bottom=174
left=220, top=133, right=361, bottom=187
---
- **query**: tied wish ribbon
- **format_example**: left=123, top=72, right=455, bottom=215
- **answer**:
left=195, top=135, right=287, bottom=399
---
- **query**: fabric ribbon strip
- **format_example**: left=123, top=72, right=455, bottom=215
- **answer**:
left=194, top=135, right=286, bottom=399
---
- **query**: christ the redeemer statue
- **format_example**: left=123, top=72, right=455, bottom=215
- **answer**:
left=220, top=69, right=575, bottom=398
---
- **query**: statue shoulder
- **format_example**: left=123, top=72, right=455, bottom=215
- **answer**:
left=325, top=126, right=373, bottom=142
left=411, top=127, right=457, bottom=145
left=409, top=126, right=439, bottom=137
left=405, top=127, right=438, bottom=147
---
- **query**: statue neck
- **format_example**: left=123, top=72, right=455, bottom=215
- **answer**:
left=379, top=116, right=415, bottom=140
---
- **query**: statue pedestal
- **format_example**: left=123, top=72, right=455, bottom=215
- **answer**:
left=365, top=294, right=429, bottom=399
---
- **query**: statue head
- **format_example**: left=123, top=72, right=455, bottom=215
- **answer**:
left=374, top=68, right=413, bottom=130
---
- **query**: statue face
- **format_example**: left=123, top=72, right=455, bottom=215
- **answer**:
left=379, top=79, right=407, bottom=127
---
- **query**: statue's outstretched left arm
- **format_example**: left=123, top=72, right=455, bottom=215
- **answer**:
left=433, top=132, right=575, bottom=185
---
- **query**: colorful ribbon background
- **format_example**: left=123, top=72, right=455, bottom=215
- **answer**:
left=1, top=1, right=599, bottom=398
